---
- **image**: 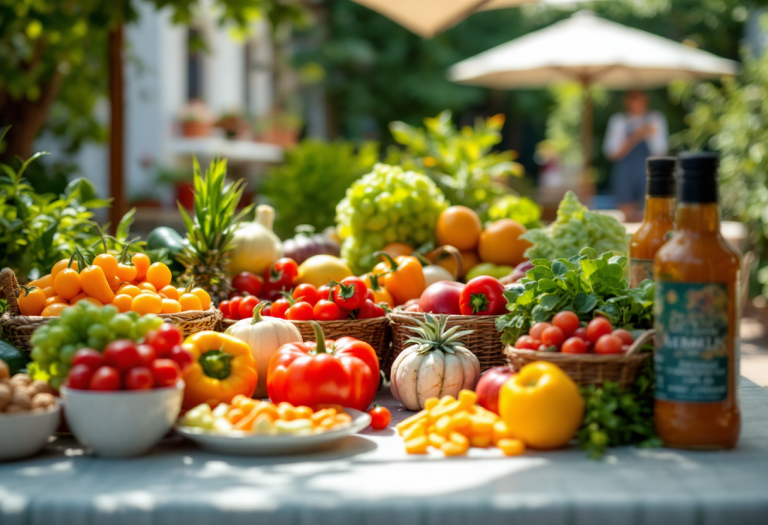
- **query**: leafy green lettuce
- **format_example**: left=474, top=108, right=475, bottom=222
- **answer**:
left=496, top=248, right=655, bottom=345
left=521, top=191, right=628, bottom=260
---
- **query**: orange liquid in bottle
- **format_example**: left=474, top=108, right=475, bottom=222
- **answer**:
left=653, top=153, right=740, bottom=450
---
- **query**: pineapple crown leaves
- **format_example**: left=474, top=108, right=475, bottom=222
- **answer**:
left=404, top=313, right=475, bottom=355
left=177, top=157, right=254, bottom=267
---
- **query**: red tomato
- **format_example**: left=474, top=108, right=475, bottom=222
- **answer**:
left=529, top=322, right=553, bottom=341
left=125, top=367, right=154, bottom=390
left=261, top=302, right=272, bottom=316
left=228, top=296, right=244, bottom=320
left=144, top=327, right=177, bottom=357
left=331, top=277, right=368, bottom=311
left=368, top=405, right=391, bottom=430
left=104, top=340, right=141, bottom=372
left=459, top=276, right=506, bottom=316
left=239, top=295, right=260, bottom=320
left=595, top=334, right=624, bottom=355
left=515, top=335, right=539, bottom=350
left=613, top=329, right=634, bottom=345
left=293, top=284, right=320, bottom=306
left=317, top=285, right=332, bottom=301
left=286, top=301, right=315, bottom=321
left=136, top=344, right=157, bottom=367
left=267, top=324, right=380, bottom=411
left=366, top=289, right=375, bottom=302
left=169, top=345, right=195, bottom=372
left=419, top=281, right=464, bottom=315
left=475, top=366, right=516, bottom=414
left=562, top=337, right=588, bottom=354
left=67, top=364, right=94, bottom=390
left=357, top=300, right=386, bottom=319
left=232, top=271, right=264, bottom=297
left=72, top=348, right=105, bottom=370
left=270, top=298, right=291, bottom=319
left=552, top=311, right=580, bottom=337
left=538, top=344, right=552, bottom=352
left=573, top=327, right=590, bottom=342
left=263, top=258, right=299, bottom=298
left=152, top=359, right=182, bottom=388
left=313, top=299, right=346, bottom=321
left=541, top=326, right=565, bottom=348
left=587, top=317, right=613, bottom=343
left=219, top=300, right=231, bottom=318
left=89, top=366, right=121, bottom=391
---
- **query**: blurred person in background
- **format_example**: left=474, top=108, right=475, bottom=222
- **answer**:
left=603, top=90, right=668, bottom=222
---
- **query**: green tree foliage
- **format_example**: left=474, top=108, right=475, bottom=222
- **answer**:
left=260, top=139, right=379, bottom=239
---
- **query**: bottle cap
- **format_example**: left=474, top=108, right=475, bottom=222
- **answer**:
left=646, top=157, right=676, bottom=197
left=676, top=152, right=719, bottom=203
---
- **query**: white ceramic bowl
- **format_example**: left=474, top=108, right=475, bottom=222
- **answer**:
left=61, top=382, right=183, bottom=457
left=0, top=400, right=61, bottom=462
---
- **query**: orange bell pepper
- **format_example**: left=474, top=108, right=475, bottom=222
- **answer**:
left=373, top=252, right=425, bottom=306
left=360, top=271, right=394, bottom=307
left=71, top=248, right=115, bottom=306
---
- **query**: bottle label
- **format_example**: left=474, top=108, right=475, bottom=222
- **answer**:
left=654, top=282, right=730, bottom=402
left=629, top=258, right=655, bottom=287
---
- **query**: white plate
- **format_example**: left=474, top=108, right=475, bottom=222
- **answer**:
left=175, top=409, right=371, bottom=455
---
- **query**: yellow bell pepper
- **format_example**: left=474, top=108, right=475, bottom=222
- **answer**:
left=181, top=331, right=259, bottom=410
left=372, top=252, right=425, bottom=306
left=499, top=361, right=584, bottom=450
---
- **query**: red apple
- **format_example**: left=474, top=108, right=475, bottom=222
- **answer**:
left=475, top=366, right=516, bottom=415
left=419, top=281, right=465, bottom=315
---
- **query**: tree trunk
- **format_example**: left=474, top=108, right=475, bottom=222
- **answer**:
left=108, top=23, right=126, bottom=231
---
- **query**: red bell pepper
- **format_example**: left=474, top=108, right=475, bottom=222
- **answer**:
left=266, top=322, right=380, bottom=411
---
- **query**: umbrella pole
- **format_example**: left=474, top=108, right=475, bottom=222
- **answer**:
left=581, top=80, right=595, bottom=200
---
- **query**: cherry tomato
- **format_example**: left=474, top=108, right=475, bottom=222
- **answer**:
left=317, top=284, right=332, bottom=301
left=67, top=364, right=94, bottom=390
left=459, top=276, right=506, bottom=315
left=552, top=311, right=580, bottom=337
left=169, top=345, right=195, bottom=372
left=157, top=323, right=183, bottom=347
left=263, top=258, right=299, bottom=298
left=152, top=359, right=182, bottom=388
left=293, top=284, right=319, bottom=307
left=573, top=327, right=590, bottom=342
left=515, top=335, right=539, bottom=350
left=104, top=340, right=142, bottom=372
left=313, top=299, right=346, bottom=321
left=89, top=366, right=122, bottom=391
left=286, top=301, right=314, bottom=321
left=613, top=329, right=634, bottom=345
left=136, top=344, right=157, bottom=366
left=368, top=405, right=391, bottom=430
left=232, top=271, right=264, bottom=297
left=331, top=277, right=368, bottom=311
left=72, top=348, right=105, bottom=370
left=357, top=299, right=386, bottom=319
left=538, top=344, right=553, bottom=352
left=587, top=317, right=613, bottom=343
left=541, top=326, right=565, bottom=348
left=366, top=289, right=375, bottom=302
left=529, top=322, right=553, bottom=341
left=261, top=302, right=272, bottom=316
left=228, top=296, right=244, bottom=320
left=239, top=295, right=260, bottom=320
left=561, top=337, right=588, bottom=354
left=124, top=367, right=154, bottom=390
left=219, top=300, right=231, bottom=318
left=270, top=298, right=291, bottom=319
left=595, top=334, right=624, bottom=355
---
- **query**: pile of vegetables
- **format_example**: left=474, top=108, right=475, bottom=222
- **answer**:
left=496, top=248, right=655, bottom=345
left=336, top=164, right=447, bottom=274
left=521, top=191, right=628, bottom=261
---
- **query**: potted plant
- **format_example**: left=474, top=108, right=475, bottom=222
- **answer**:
left=254, top=110, right=302, bottom=148
left=157, top=166, right=195, bottom=210
left=179, top=99, right=213, bottom=138
left=216, top=110, right=247, bottom=140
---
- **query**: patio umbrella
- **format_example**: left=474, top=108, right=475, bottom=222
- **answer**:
left=351, top=0, right=535, bottom=39
left=449, top=10, right=739, bottom=178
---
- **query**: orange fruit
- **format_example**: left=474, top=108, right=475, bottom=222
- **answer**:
left=41, top=303, right=69, bottom=317
left=41, top=286, right=56, bottom=298
left=131, top=293, right=162, bottom=315
left=381, top=243, right=414, bottom=258
left=477, top=219, right=531, bottom=266
left=436, top=206, right=483, bottom=251
left=70, top=292, right=88, bottom=304
left=51, top=259, right=78, bottom=281
left=108, top=275, right=123, bottom=291
left=45, top=295, right=66, bottom=307
left=93, top=253, right=118, bottom=281
left=192, top=288, right=212, bottom=310
left=54, top=268, right=82, bottom=300
left=178, top=293, right=202, bottom=311
left=131, top=253, right=151, bottom=281
left=112, top=294, right=133, bottom=313
left=161, top=298, right=182, bottom=314
left=18, top=287, right=46, bottom=316
left=456, top=251, right=480, bottom=278
left=29, top=274, right=53, bottom=289
left=146, top=262, right=172, bottom=290
left=79, top=297, right=103, bottom=307
left=116, top=263, right=138, bottom=283
left=159, top=285, right=179, bottom=300
left=117, top=284, right=141, bottom=297
left=137, top=282, right=157, bottom=293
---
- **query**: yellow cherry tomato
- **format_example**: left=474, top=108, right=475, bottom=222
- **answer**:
left=192, top=288, right=211, bottom=310
left=116, top=262, right=137, bottom=283
left=41, top=303, right=69, bottom=317
left=131, top=293, right=162, bottom=315
left=79, top=297, right=103, bottom=307
left=53, top=268, right=82, bottom=300
left=112, top=294, right=134, bottom=313
left=160, top=298, right=182, bottom=314
left=29, top=274, right=52, bottom=290
left=93, top=253, right=118, bottom=281
left=50, top=259, right=78, bottom=281
left=137, top=282, right=157, bottom=293
left=41, top=286, right=56, bottom=298
left=117, top=284, right=141, bottom=298
left=131, top=253, right=151, bottom=281
left=178, top=293, right=202, bottom=311
left=146, top=262, right=172, bottom=290
left=159, top=285, right=179, bottom=300
left=18, top=286, right=46, bottom=316
left=70, top=292, right=88, bottom=304
left=45, top=295, right=66, bottom=307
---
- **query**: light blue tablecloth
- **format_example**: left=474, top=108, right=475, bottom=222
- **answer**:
left=1, top=379, right=768, bottom=525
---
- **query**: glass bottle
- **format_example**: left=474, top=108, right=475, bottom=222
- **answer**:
left=653, top=152, right=741, bottom=450
left=628, top=157, right=676, bottom=288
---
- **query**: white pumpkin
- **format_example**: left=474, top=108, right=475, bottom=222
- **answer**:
left=225, top=302, right=302, bottom=398
left=391, top=314, right=480, bottom=411
left=229, top=205, right=282, bottom=275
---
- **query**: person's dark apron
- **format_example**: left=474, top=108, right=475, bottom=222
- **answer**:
left=611, top=115, right=650, bottom=206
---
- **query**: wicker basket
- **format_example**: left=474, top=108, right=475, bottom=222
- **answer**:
left=290, top=317, right=392, bottom=366
left=218, top=317, right=238, bottom=331
left=504, top=330, right=655, bottom=389
left=0, top=267, right=221, bottom=351
left=388, top=311, right=507, bottom=376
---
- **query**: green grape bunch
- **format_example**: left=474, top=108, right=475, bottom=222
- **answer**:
left=336, top=163, right=447, bottom=274
left=27, top=302, right=164, bottom=390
